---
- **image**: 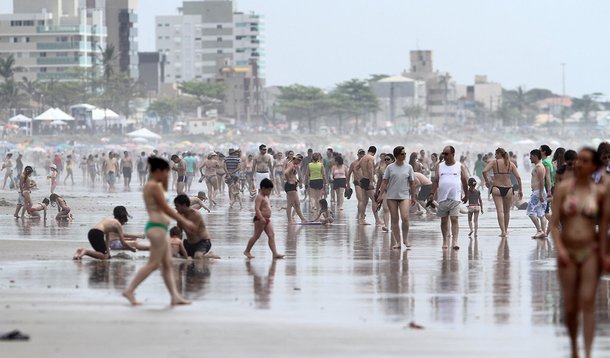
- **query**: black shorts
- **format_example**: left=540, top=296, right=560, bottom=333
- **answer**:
left=183, top=239, right=211, bottom=258
left=177, top=175, right=187, bottom=183
left=310, top=179, right=323, bottom=190
left=88, top=229, right=107, bottom=254
left=122, top=167, right=132, bottom=178
left=333, top=178, right=346, bottom=190
left=284, top=182, right=297, bottom=192
left=418, top=184, right=432, bottom=201
left=360, top=178, right=372, bottom=191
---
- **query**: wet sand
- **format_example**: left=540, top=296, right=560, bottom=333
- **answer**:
left=1, top=174, right=610, bottom=356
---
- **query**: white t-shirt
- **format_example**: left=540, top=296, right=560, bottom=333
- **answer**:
left=383, top=162, right=415, bottom=200
left=438, top=162, right=462, bottom=202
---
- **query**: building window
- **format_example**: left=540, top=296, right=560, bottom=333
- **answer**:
left=165, top=24, right=170, bottom=27
left=157, top=23, right=162, bottom=27
left=217, top=50, right=223, bottom=54
left=217, top=37, right=222, bottom=42
left=40, top=52, right=47, bottom=57
left=24, top=20, right=34, bottom=26
left=38, top=20, right=44, bottom=26
left=40, top=67, right=47, bottom=72
left=216, top=24, right=222, bottom=29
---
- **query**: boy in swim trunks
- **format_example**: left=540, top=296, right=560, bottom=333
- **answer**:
left=72, top=206, right=138, bottom=260
left=190, top=191, right=212, bottom=212
left=243, top=178, right=284, bottom=259
left=169, top=226, right=189, bottom=258
left=174, top=194, right=220, bottom=259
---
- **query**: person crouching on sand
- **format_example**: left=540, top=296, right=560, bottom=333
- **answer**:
left=73, top=206, right=138, bottom=260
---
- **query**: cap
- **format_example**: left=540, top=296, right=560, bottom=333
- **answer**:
left=411, top=152, right=417, bottom=156
left=228, top=148, right=235, bottom=154
left=358, top=149, right=365, bottom=154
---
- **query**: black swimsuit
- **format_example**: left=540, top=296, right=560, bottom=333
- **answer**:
left=493, top=161, right=514, bottom=198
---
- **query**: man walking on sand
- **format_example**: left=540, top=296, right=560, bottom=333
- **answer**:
left=431, top=146, right=469, bottom=250
left=355, top=146, right=381, bottom=226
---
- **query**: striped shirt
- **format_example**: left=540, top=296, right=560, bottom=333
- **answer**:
left=225, top=155, right=241, bottom=173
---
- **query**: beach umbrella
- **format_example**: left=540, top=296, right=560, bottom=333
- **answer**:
left=4, top=123, right=17, bottom=129
left=126, top=128, right=161, bottom=140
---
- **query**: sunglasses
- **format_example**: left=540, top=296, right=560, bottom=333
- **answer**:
left=384, top=158, right=392, bottom=162
left=442, top=152, right=451, bottom=156
left=399, top=152, right=407, bottom=156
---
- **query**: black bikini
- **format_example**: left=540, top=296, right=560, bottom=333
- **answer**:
left=494, top=161, right=514, bottom=198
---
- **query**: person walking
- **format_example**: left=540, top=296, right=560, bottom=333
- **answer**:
left=376, top=146, right=416, bottom=250
left=430, top=146, right=469, bottom=250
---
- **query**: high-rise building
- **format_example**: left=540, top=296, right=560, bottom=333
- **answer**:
left=404, top=50, right=457, bottom=125
left=105, top=0, right=138, bottom=79
left=0, top=0, right=106, bottom=81
left=155, top=0, right=264, bottom=84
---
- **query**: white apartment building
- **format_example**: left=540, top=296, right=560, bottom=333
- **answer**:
left=156, top=0, right=264, bottom=83
left=0, top=0, right=106, bottom=82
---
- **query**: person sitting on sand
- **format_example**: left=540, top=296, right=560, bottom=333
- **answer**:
left=73, top=206, right=138, bottom=260
left=28, top=198, right=49, bottom=220
left=243, top=178, right=284, bottom=259
left=49, top=193, right=72, bottom=220
left=169, top=226, right=189, bottom=258
left=122, top=157, right=195, bottom=306
left=312, top=199, right=334, bottom=225
left=190, top=191, right=212, bottom=212
left=174, top=194, right=220, bottom=259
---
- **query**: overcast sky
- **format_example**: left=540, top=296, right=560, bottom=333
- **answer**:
left=1, top=1, right=607, bottom=98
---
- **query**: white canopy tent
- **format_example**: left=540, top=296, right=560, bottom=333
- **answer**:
left=91, top=108, right=121, bottom=121
left=35, top=108, right=75, bottom=121
left=8, top=114, right=32, bottom=123
left=126, top=128, right=162, bottom=140
left=50, top=120, right=67, bottom=126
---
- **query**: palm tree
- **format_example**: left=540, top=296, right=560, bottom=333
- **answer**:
left=0, top=54, right=21, bottom=81
left=19, top=76, right=40, bottom=107
left=99, top=45, right=116, bottom=84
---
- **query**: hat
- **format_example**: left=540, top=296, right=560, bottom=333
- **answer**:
left=358, top=149, right=365, bottom=154
left=228, top=148, right=235, bottom=154
left=49, top=164, right=57, bottom=170
left=411, top=152, right=417, bottom=156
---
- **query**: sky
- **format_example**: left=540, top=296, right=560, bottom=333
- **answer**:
left=0, top=0, right=608, bottom=98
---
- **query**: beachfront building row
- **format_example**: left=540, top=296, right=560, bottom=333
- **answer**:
left=156, top=0, right=264, bottom=83
left=0, top=0, right=138, bottom=82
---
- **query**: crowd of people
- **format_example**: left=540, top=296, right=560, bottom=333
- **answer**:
left=5, top=140, right=610, bottom=357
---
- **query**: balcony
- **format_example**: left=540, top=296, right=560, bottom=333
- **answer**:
left=36, top=57, right=90, bottom=66
left=37, top=72, right=80, bottom=81
left=37, top=25, right=107, bottom=35
left=36, top=42, right=92, bottom=51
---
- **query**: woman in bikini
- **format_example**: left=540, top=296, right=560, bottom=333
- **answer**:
left=553, top=148, right=605, bottom=358
left=28, top=198, right=49, bottom=220
left=199, top=153, right=219, bottom=203
left=123, top=157, right=195, bottom=306
left=482, top=148, right=523, bottom=237
left=331, top=156, right=348, bottom=211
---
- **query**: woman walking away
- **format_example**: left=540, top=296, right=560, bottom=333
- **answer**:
left=376, top=146, right=416, bottom=250
left=331, top=156, right=348, bottom=211
left=482, top=148, right=523, bottom=237
left=554, top=148, right=605, bottom=358
left=123, top=157, right=195, bottom=306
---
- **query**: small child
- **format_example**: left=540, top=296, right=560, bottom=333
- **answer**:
left=28, top=198, right=49, bottom=220
left=313, top=199, right=334, bottom=225
left=191, top=191, right=212, bottom=212
left=243, top=178, right=284, bottom=259
left=49, top=193, right=71, bottom=220
left=229, top=176, right=242, bottom=209
left=467, top=178, right=483, bottom=237
left=169, top=226, right=188, bottom=258
left=47, top=164, right=58, bottom=193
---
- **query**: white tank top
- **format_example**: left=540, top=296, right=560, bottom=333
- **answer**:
left=438, top=162, right=462, bottom=202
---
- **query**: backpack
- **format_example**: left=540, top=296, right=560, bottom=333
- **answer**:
left=137, top=157, right=144, bottom=171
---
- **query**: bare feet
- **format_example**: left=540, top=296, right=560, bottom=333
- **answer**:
left=382, top=226, right=389, bottom=232
left=392, top=243, right=401, bottom=250
left=273, top=253, right=285, bottom=259
left=171, top=296, right=192, bottom=306
left=122, top=290, right=141, bottom=306
left=468, top=230, right=473, bottom=236
left=452, top=241, right=459, bottom=250
left=403, top=240, right=411, bottom=247
left=72, top=248, right=85, bottom=260
left=243, top=251, right=255, bottom=259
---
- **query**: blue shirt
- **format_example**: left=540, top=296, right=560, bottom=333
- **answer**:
left=184, top=156, right=197, bottom=174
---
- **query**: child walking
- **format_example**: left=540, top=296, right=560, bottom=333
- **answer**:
left=467, top=178, right=483, bottom=237
left=243, top=178, right=284, bottom=259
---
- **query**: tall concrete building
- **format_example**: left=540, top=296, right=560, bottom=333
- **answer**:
left=0, top=0, right=106, bottom=81
left=403, top=50, right=457, bottom=125
left=105, top=0, right=138, bottom=78
left=155, top=0, right=264, bottom=84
